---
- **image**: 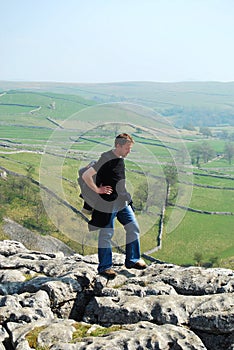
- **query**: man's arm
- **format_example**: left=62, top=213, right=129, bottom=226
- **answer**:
left=82, top=167, right=113, bottom=195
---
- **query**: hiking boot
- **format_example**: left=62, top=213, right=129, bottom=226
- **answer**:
left=126, top=259, right=147, bottom=270
left=99, top=268, right=117, bottom=279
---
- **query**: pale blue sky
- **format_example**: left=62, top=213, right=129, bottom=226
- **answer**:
left=1, top=0, right=234, bottom=83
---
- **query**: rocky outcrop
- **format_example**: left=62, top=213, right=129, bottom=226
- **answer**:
left=3, top=218, right=75, bottom=256
left=0, top=240, right=233, bottom=350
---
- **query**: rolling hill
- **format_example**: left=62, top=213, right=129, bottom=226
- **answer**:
left=0, top=81, right=233, bottom=268
left=1, top=80, right=234, bottom=127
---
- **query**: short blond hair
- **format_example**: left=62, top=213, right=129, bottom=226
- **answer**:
left=115, top=133, right=134, bottom=146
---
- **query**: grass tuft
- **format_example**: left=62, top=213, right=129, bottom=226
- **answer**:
left=71, top=323, right=123, bottom=343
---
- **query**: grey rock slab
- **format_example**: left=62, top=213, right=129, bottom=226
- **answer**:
left=0, top=290, right=54, bottom=323
left=190, top=293, right=234, bottom=334
left=0, top=269, right=26, bottom=283
left=9, top=319, right=75, bottom=350
left=0, top=241, right=233, bottom=350
left=37, top=319, right=76, bottom=348
left=49, top=321, right=207, bottom=350
left=119, top=278, right=177, bottom=297
left=41, top=278, right=82, bottom=305
left=146, top=263, right=234, bottom=295
left=0, top=240, right=28, bottom=256
left=19, top=275, right=53, bottom=294
left=3, top=218, right=75, bottom=255
left=7, top=319, right=52, bottom=350
left=83, top=292, right=234, bottom=333
left=83, top=294, right=193, bottom=326
left=40, top=278, right=84, bottom=319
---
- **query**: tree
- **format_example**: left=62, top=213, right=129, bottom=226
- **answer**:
left=200, top=141, right=215, bottom=163
left=199, top=127, right=212, bottom=138
left=183, top=123, right=195, bottom=131
left=191, top=142, right=215, bottom=166
left=194, top=252, right=203, bottom=266
left=163, top=165, right=178, bottom=206
left=132, top=182, right=148, bottom=211
left=224, top=142, right=234, bottom=164
left=163, top=165, right=178, bottom=187
left=176, top=146, right=191, bottom=165
left=132, top=177, right=166, bottom=213
left=191, top=144, right=202, bottom=167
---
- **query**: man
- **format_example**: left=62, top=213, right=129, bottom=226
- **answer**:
left=82, top=133, right=146, bottom=279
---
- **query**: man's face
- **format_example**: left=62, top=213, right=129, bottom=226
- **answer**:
left=117, top=142, right=133, bottom=158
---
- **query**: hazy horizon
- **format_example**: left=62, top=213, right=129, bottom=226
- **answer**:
left=1, top=79, right=234, bottom=85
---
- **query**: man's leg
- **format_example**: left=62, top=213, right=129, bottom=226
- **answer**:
left=117, top=205, right=143, bottom=267
left=98, top=212, right=116, bottom=274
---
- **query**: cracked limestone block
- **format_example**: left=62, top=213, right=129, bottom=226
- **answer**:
left=49, top=321, right=207, bottom=350
left=190, top=293, right=234, bottom=334
left=0, top=240, right=28, bottom=257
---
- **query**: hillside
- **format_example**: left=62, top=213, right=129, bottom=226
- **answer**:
left=1, top=80, right=234, bottom=127
left=0, top=82, right=233, bottom=269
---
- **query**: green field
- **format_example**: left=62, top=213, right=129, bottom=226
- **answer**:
left=0, top=85, right=233, bottom=269
left=156, top=208, right=234, bottom=266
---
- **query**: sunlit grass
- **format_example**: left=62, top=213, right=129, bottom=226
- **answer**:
left=154, top=208, right=233, bottom=266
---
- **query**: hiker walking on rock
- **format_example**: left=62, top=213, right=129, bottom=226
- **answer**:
left=82, top=133, right=146, bottom=278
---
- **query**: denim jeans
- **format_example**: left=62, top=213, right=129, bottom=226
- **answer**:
left=98, top=204, right=141, bottom=273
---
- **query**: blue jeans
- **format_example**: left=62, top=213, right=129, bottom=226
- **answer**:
left=98, top=204, right=141, bottom=273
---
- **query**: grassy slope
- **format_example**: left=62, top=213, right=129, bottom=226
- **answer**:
left=156, top=208, right=233, bottom=266
left=0, top=85, right=233, bottom=268
left=1, top=80, right=234, bottom=105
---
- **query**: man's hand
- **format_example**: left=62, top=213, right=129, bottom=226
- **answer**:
left=98, top=185, right=113, bottom=195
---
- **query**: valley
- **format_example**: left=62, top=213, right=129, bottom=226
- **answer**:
left=0, top=81, right=233, bottom=268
